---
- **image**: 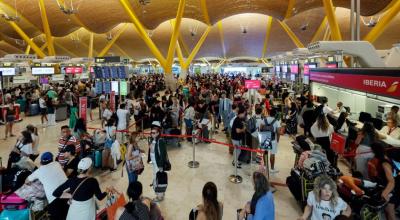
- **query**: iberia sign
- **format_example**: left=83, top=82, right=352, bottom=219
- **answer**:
left=310, top=71, right=400, bottom=98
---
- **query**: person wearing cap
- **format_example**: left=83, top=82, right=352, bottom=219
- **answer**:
left=26, top=152, right=68, bottom=220
left=63, top=144, right=79, bottom=178
left=149, top=126, right=169, bottom=202
left=53, top=157, right=110, bottom=220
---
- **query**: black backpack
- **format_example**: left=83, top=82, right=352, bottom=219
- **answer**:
left=247, top=116, right=258, bottom=133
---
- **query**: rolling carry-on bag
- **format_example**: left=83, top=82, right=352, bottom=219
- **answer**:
left=0, top=193, right=28, bottom=210
left=29, top=103, right=40, bottom=116
left=154, top=171, right=168, bottom=193
left=94, top=150, right=102, bottom=168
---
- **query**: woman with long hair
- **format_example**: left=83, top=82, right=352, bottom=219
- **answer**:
left=7, top=130, right=34, bottom=169
left=239, top=172, right=275, bottom=219
left=125, top=131, right=144, bottom=183
left=335, top=112, right=349, bottom=134
left=311, top=113, right=335, bottom=164
left=370, top=142, right=399, bottom=220
left=191, top=182, right=223, bottom=220
left=298, top=175, right=351, bottom=220
left=26, top=124, right=40, bottom=161
left=355, top=122, right=385, bottom=177
left=286, top=102, right=298, bottom=135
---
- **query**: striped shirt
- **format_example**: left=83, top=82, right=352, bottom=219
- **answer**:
left=57, top=136, right=80, bottom=166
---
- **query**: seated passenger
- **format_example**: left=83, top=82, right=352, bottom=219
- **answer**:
left=115, top=181, right=151, bottom=220
left=298, top=175, right=351, bottom=220
left=239, top=172, right=275, bottom=219
left=26, top=152, right=68, bottom=220
left=190, top=182, right=223, bottom=220
left=370, top=142, right=399, bottom=220
left=380, top=118, right=400, bottom=140
left=62, top=145, right=79, bottom=178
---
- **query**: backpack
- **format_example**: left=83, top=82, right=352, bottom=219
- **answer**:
left=261, top=118, right=277, bottom=140
left=247, top=116, right=257, bottom=133
left=124, top=201, right=151, bottom=220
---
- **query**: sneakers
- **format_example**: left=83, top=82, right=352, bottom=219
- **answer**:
left=270, top=169, right=279, bottom=174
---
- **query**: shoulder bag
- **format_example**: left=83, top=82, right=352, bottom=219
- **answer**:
left=67, top=177, right=89, bottom=205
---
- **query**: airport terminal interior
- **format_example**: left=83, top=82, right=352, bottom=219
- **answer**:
left=0, top=0, right=400, bottom=220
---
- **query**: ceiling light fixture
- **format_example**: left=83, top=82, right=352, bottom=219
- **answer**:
left=139, top=0, right=151, bottom=6
left=361, top=15, right=381, bottom=27
left=1, top=14, right=20, bottom=22
left=56, top=0, right=78, bottom=15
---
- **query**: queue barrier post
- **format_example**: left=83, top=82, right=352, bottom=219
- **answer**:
left=140, top=119, right=146, bottom=140
left=188, top=135, right=200, bottom=168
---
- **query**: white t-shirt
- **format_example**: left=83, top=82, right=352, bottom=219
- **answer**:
left=311, top=122, right=334, bottom=139
left=39, top=98, right=46, bottom=109
left=307, top=191, right=348, bottom=220
left=31, top=134, right=39, bottom=154
left=103, top=109, right=112, bottom=120
left=27, top=162, right=67, bottom=203
left=16, top=141, right=33, bottom=155
left=117, top=108, right=129, bottom=130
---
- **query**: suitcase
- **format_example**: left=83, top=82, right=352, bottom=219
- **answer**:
left=154, top=171, right=168, bottom=193
left=94, top=150, right=102, bottom=168
left=0, top=193, right=28, bottom=210
left=29, top=103, right=40, bottom=116
left=55, top=105, right=68, bottom=121
left=238, top=150, right=251, bottom=164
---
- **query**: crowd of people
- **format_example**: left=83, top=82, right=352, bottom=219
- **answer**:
left=1, top=72, right=399, bottom=220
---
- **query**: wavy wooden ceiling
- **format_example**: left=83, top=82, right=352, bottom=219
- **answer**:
left=0, top=0, right=397, bottom=60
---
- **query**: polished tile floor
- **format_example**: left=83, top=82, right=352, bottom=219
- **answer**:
left=0, top=112, right=304, bottom=219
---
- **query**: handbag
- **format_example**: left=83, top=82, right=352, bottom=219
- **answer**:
left=0, top=209, right=31, bottom=220
left=126, top=153, right=144, bottom=175
left=106, top=193, right=126, bottom=220
left=67, top=177, right=89, bottom=205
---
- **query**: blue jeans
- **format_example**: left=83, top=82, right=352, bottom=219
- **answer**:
left=126, top=165, right=138, bottom=183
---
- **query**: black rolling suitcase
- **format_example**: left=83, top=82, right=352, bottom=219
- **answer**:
left=154, top=171, right=168, bottom=193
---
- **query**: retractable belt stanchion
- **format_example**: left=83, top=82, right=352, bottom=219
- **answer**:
left=229, top=144, right=243, bottom=183
left=140, top=116, right=146, bottom=140
left=188, top=136, right=199, bottom=168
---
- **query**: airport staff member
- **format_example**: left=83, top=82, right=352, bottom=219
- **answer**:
left=380, top=118, right=400, bottom=140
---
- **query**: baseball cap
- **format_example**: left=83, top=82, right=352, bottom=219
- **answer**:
left=151, top=121, right=161, bottom=128
left=41, top=152, right=53, bottom=163
left=78, top=157, right=93, bottom=171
